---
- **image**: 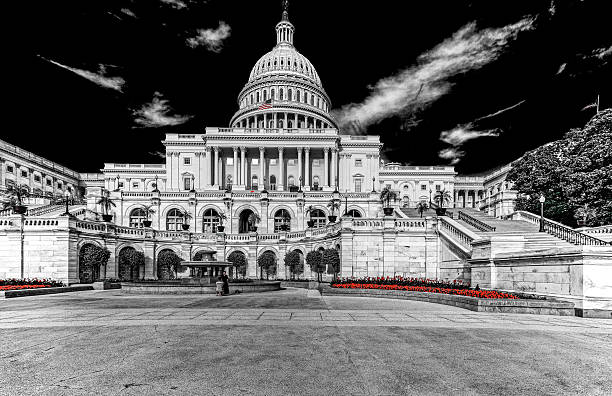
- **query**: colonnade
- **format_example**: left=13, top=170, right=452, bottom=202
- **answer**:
left=234, top=112, right=332, bottom=129
left=454, top=190, right=484, bottom=209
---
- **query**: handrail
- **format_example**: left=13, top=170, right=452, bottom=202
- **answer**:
left=437, top=216, right=481, bottom=251
left=458, top=211, right=496, bottom=232
left=514, top=211, right=610, bottom=246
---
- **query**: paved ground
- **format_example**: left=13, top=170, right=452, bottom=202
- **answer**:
left=1, top=288, right=611, bottom=395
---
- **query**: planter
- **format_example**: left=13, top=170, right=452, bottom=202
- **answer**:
left=250, top=226, right=258, bottom=232
left=435, top=208, right=447, bottom=216
left=181, top=224, right=190, bottom=231
left=217, top=225, right=225, bottom=233
left=102, top=214, right=113, bottom=222
left=382, top=207, right=394, bottom=216
left=327, top=215, right=337, bottom=223
left=280, top=224, right=290, bottom=231
left=307, top=220, right=315, bottom=228
left=13, top=205, right=27, bottom=215
left=143, top=220, right=152, bottom=228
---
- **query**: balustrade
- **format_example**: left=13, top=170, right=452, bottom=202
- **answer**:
left=458, top=211, right=496, bottom=232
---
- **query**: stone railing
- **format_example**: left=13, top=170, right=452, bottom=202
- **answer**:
left=458, top=211, right=496, bottom=232
left=577, top=225, right=612, bottom=235
left=394, top=219, right=427, bottom=231
left=513, top=211, right=610, bottom=246
left=437, top=216, right=481, bottom=251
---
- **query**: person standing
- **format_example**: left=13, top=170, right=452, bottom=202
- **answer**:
left=221, top=271, right=230, bottom=296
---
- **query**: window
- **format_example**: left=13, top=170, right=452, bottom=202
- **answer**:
left=58, top=182, right=63, bottom=189
left=279, top=89, right=284, bottom=100
left=46, top=179, right=52, bottom=186
left=202, top=209, right=221, bottom=233
left=354, top=178, right=363, bottom=193
left=347, top=209, right=362, bottom=218
left=184, top=178, right=192, bottom=191
left=310, top=209, right=326, bottom=228
left=274, top=209, right=291, bottom=233
left=421, top=185, right=427, bottom=191
left=129, top=208, right=146, bottom=228
left=21, top=170, right=28, bottom=178
left=269, top=175, right=276, bottom=190
left=435, top=185, right=441, bottom=191
left=6, top=165, right=13, bottom=173
left=166, top=209, right=184, bottom=231
left=251, top=175, right=258, bottom=190
left=355, top=159, right=363, bottom=167
left=184, top=157, right=191, bottom=165
left=132, top=182, right=139, bottom=189
left=288, top=89, right=292, bottom=101
left=34, top=175, right=41, bottom=183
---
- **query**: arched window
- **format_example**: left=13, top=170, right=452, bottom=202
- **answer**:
left=256, top=92, right=260, bottom=102
left=303, top=92, right=307, bottom=103
left=274, top=209, right=291, bottom=233
left=346, top=209, right=362, bottom=218
left=264, top=90, right=268, bottom=100
left=270, top=175, right=276, bottom=191
left=166, top=209, right=184, bottom=231
left=288, top=89, right=292, bottom=101
left=271, top=89, right=275, bottom=100
left=278, top=119, right=284, bottom=128
left=297, top=90, right=301, bottom=102
left=129, top=208, right=146, bottom=228
left=252, top=175, right=258, bottom=190
left=310, top=209, right=326, bottom=228
left=279, top=88, right=284, bottom=100
left=202, top=208, right=221, bottom=233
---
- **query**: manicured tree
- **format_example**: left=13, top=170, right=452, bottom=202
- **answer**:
left=323, top=248, right=341, bottom=281
left=228, top=251, right=248, bottom=278
left=257, top=251, right=277, bottom=280
left=284, top=251, right=303, bottom=280
left=434, top=190, right=452, bottom=208
left=79, top=245, right=111, bottom=283
left=379, top=187, right=397, bottom=208
left=415, top=201, right=429, bottom=217
left=158, top=250, right=183, bottom=279
left=97, top=190, right=116, bottom=218
left=306, top=250, right=324, bottom=282
left=118, top=249, right=145, bottom=280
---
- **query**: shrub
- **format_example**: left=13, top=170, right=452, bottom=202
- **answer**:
left=228, top=252, right=248, bottom=278
left=79, top=245, right=111, bottom=283
left=118, top=249, right=145, bottom=280
left=323, top=248, right=341, bottom=280
left=158, top=250, right=183, bottom=280
left=284, top=251, right=303, bottom=280
left=257, top=251, right=277, bottom=280
left=306, top=250, right=325, bottom=282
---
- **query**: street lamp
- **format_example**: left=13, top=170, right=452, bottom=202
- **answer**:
left=539, top=195, right=546, bottom=232
left=63, top=190, right=71, bottom=216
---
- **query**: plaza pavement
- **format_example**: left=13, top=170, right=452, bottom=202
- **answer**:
left=0, top=288, right=611, bottom=395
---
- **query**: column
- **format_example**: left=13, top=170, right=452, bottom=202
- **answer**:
left=331, top=148, right=338, bottom=189
left=295, top=113, right=298, bottom=129
left=454, top=191, right=458, bottom=208
left=304, top=148, right=310, bottom=190
left=195, top=153, right=202, bottom=189
left=240, top=147, right=246, bottom=187
left=232, top=147, right=239, bottom=186
left=213, top=147, right=220, bottom=186
left=297, top=148, right=303, bottom=188
left=174, top=153, right=180, bottom=191
left=278, top=147, right=284, bottom=191
left=263, top=114, right=267, bottom=129
left=259, top=147, right=265, bottom=190
left=166, top=152, right=172, bottom=190
left=323, top=148, right=329, bottom=188
left=284, top=113, right=288, bottom=129
left=274, top=113, right=278, bottom=128
left=206, top=148, right=212, bottom=186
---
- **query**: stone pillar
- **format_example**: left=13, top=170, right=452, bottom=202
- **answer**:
left=195, top=153, right=202, bottom=190
left=278, top=147, right=284, bottom=191
left=175, top=153, right=181, bottom=191
left=297, top=148, right=303, bottom=188
left=323, top=148, right=329, bottom=188
left=304, top=148, right=310, bottom=190
left=166, top=152, right=172, bottom=190
left=240, top=147, right=247, bottom=187
left=206, top=147, right=212, bottom=187
left=259, top=147, right=265, bottom=190
left=233, top=147, right=239, bottom=186
left=332, top=148, right=338, bottom=189
left=213, top=147, right=220, bottom=186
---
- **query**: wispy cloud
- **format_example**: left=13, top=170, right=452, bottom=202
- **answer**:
left=439, top=124, right=500, bottom=164
left=186, top=21, right=232, bottom=52
left=161, top=0, right=188, bottom=9
left=474, top=100, right=526, bottom=122
left=133, top=92, right=192, bottom=128
left=148, top=150, right=167, bottom=159
left=333, top=18, right=534, bottom=132
left=39, top=56, right=125, bottom=92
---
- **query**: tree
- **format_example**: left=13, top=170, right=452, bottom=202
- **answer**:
left=1, top=184, right=31, bottom=211
left=228, top=251, right=248, bottom=278
left=118, top=249, right=145, bottom=280
left=284, top=251, right=304, bottom=280
left=247, top=212, right=261, bottom=231
left=507, top=109, right=612, bottom=226
left=97, top=190, right=116, bottom=216
left=257, top=251, right=277, bottom=280
left=158, top=250, right=183, bottom=279
left=306, top=250, right=324, bottom=282
left=79, top=245, right=111, bottom=283
left=434, top=190, right=452, bottom=208
left=142, top=204, right=156, bottom=221
left=327, top=200, right=340, bottom=217
left=323, top=248, right=341, bottom=280
left=416, top=201, right=429, bottom=217
left=379, top=187, right=397, bottom=208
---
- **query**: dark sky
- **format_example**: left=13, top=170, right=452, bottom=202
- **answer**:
left=5, top=0, right=611, bottom=174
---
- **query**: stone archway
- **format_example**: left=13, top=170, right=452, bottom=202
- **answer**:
left=78, top=243, right=102, bottom=284
left=117, top=246, right=141, bottom=281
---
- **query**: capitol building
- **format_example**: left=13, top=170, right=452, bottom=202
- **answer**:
left=0, top=6, right=537, bottom=287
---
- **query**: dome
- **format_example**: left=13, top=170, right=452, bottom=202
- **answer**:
left=248, top=45, right=322, bottom=88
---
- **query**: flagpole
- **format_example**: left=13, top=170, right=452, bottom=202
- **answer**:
left=597, top=94, right=600, bottom=113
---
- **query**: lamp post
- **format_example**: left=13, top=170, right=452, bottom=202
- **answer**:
left=539, top=195, right=546, bottom=232
left=372, top=177, right=376, bottom=193
left=63, top=190, right=71, bottom=216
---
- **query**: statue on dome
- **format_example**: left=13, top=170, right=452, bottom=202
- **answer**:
left=282, top=0, right=289, bottom=20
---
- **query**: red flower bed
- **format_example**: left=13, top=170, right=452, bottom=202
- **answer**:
left=331, top=283, right=520, bottom=299
left=0, top=284, right=52, bottom=291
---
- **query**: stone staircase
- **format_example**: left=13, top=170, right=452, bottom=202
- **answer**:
left=450, top=208, right=575, bottom=252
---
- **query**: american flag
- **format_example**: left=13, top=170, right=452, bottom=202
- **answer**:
left=258, top=98, right=273, bottom=110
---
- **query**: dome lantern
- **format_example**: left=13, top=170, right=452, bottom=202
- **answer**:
left=276, top=0, right=294, bottom=46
